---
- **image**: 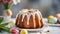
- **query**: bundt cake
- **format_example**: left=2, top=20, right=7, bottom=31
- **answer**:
left=15, top=9, right=43, bottom=29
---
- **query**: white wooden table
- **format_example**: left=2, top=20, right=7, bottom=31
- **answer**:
left=0, top=18, right=60, bottom=34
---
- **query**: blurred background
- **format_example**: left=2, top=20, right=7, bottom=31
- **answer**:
left=0, top=0, right=60, bottom=18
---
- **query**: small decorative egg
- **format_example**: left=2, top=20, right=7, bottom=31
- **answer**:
left=6, top=9, right=12, bottom=16
left=47, top=15, right=54, bottom=23
left=9, top=20, right=15, bottom=25
left=49, top=17, right=57, bottom=24
left=47, top=15, right=54, bottom=20
left=20, top=29, right=28, bottom=34
left=56, top=13, right=60, bottom=18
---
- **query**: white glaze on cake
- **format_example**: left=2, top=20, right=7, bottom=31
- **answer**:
left=16, top=9, right=42, bottom=26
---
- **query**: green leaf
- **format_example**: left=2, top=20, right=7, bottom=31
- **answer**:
left=3, top=3, right=10, bottom=9
left=0, top=28, right=5, bottom=32
left=0, top=17, right=4, bottom=24
left=1, top=27, right=10, bottom=32
left=0, top=23, right=9, bottom=27
left=0, top=28, right=2, bottom=32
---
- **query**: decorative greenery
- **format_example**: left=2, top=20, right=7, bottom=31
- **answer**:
left=0, top=17, right=19, bottom=34
left=3, top=3, right=10, bottom=9
left=0, top=17, right=10, bottom=32
left=0, top=27, right=10, bottom=32
left=0, top=17, right=4, bottom=24
left=0, top=0, right=20, bottom=10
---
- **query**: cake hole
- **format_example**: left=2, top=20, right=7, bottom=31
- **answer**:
left=28, top=11, right=33, bottom=13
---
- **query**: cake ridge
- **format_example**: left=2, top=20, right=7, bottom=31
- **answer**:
left=16, top=9, right=43, bottom=29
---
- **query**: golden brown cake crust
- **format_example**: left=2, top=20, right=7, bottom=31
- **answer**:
left=35, top=14, right=39, bottom=28
left=16, top=9, right=43, bottom=29
left=19, top=15, right=23, bottom=28
left=23, top=15, right=30, bottom=28
left=29, top=15, right=36, bottom=28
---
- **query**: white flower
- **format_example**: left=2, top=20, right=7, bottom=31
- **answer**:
left=13, top=0, right=20, bottom=5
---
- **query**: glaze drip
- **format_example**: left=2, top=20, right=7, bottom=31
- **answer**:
left=18, top=9, right=42, bottom=23
left=16, top=9, right=43, bottom=28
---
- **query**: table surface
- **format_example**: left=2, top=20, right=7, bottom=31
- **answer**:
left=0, top=18, right=60, bottom=34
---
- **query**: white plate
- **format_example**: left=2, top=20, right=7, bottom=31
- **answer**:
left=43, top=18, right=60, bottom=27
left=47, top=24, right=60, bottom=27
left=15, top=26, right=43, bottom=32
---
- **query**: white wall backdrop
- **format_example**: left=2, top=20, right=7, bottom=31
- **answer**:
left=1, top=0, right=59, bottom=18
